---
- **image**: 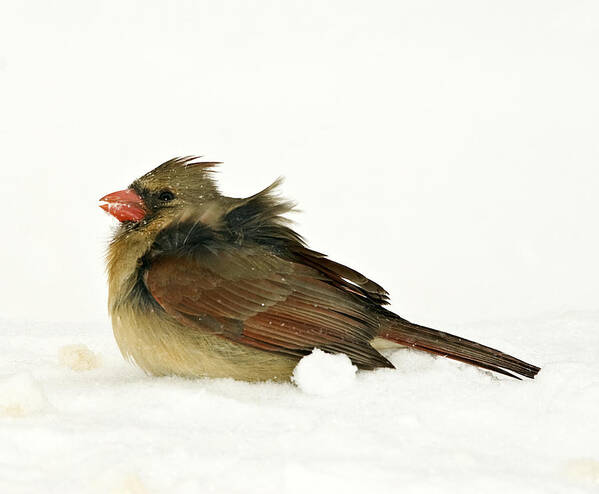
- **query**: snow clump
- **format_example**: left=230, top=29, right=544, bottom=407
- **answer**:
left=58, top=344, right=101, bottom=371
left=292, top=348, right=357, bottom=395
left=0, top=372, right=49, bottom=417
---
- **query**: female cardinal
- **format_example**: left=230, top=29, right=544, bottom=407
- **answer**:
left=100, top=157, right=540, bottom=381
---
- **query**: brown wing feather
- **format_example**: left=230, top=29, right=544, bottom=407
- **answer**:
left=144, top=247, right=392, bottom=369
left=290, top=246, right=390, bottom=304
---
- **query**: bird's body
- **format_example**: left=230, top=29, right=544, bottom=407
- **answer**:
left=101, top=157, right=540, bottom=381
left=107, top=226, right=303, bottom=381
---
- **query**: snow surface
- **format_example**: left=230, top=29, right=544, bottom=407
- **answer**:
left=2, top=313, right=598, bottom=494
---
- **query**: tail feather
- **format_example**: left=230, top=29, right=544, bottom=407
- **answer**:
left=379, top=315, right=541, bottom=379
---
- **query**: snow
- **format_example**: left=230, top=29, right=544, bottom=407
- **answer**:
left=58, top=344, right=101, bottom=372
left=292, top=349, right=357, bottom=396
left=1, top=313, right=598, bottom=493
left=0, top=372, right=48, bottom=418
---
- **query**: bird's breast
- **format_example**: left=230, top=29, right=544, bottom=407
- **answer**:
left=110, top=302, right=298, bottom=381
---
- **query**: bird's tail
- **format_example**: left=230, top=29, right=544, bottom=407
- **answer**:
left=377, top=312, right=540, bottom=379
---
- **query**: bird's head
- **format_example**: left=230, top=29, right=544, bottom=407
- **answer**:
left=100, top=156, right=223, bottom=229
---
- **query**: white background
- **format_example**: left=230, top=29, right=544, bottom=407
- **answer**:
left=1, top=1, right=597, bottom=326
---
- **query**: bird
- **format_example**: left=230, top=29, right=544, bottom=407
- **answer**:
left=100, top=156, right=540, bottom=381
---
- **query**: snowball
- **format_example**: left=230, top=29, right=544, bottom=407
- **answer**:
left=111, top=473, right=150, bottom=494
left=292, top=349, right=357, bottom=396
left=0, top=372, right=49, bottom=417
left=564, top=458, right=599, bottom=485
left=59, top=344, right=101, bottom=371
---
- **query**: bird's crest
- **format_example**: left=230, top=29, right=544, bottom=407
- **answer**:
left=151, top=155, right=221, bottom=173
left=134, top=156, right=222, bottom=195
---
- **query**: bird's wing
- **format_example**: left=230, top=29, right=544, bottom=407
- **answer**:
left=143, top=245, right=392, bottom=369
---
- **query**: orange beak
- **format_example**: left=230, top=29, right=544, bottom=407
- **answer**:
left=99, top=188, right=146, bottom=222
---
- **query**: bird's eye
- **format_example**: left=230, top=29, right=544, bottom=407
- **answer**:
left=158, top=190, right=175, bottom=202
